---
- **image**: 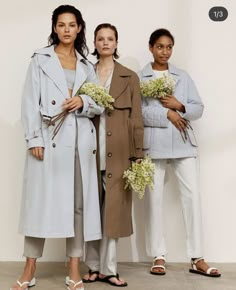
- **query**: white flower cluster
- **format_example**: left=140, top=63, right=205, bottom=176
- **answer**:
left=123, top=156, right=155, bottom=199
left=141, top=75, right=176, bottom=99
left=77, top=82, right=114, bottom=110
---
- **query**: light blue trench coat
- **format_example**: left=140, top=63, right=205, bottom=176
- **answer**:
left=19, top=46, right=104, bottom=241
left=138, top=63, right=204, bottom=159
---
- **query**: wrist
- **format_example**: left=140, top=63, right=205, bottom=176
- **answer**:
left=177, top=103, right=185, bottom=113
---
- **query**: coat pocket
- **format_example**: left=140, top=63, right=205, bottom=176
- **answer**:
left=113, top=87, right=132, bottom=109
left=187, top=127, right=198, bottom=147
left=143, top=127, right=151, bottom=149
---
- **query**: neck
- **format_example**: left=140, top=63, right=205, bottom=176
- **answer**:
left=55, top=43, right=76, bottom=57
left=98, top=56, right=114, bottom=69
left=152, top=61, right=168, bottom=71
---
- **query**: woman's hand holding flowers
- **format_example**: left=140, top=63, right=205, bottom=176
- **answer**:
left=160, top=94, right=185, bottom=112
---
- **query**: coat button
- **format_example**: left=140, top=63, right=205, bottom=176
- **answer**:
left=52, top=143, right=56, bottom=148
left=107, top=131, right=112, bottom=136
left=93, top=150, right=96, bottom=154
left=107, top=111, right=112, bottom=116
left=51, top=100, right=56, bottom=105
left=91, top=129, right=94, bottom=133
left=107, top=152, right=112, bottom=157
left=107, top=173, right=112, bottom=178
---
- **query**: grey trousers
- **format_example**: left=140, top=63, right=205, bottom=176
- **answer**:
left=24, top=137, right=84, bottom=258
left=85, top=171, right=118, bottom=275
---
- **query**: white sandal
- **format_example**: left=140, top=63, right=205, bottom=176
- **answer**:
left=189, top=257, right=221, bottom=277
left=10, top=277, right=36, bottom=290
left=150, top=256, right=166, bottom=275
left=65, top=277, right=84, bottom=290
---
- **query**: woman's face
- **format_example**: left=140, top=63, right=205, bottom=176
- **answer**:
left=94, top=28, right=117, bottom=58
left=149, top=35, right=173, bottom=67
left=54, top=13, right=81, bottom=45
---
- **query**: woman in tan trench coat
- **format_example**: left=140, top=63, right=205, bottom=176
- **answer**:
left=83, top=23, right=143, bottom=287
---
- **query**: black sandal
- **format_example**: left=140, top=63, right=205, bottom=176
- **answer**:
left=82, top=269, right=100, bottom=283
left=98, top=273, right=128, bottom=287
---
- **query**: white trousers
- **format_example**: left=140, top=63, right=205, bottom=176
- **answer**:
left=85, top=171, right=118, bottom=275
left=145, top=157, right=203, bottom=258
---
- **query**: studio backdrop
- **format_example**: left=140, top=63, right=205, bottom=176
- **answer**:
left=0, top=0, right=235, bottom=262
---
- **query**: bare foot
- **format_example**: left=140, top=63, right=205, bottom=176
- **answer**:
left=83, top=270, right=99, bottom=282
left=150, top=256, right=166, bottom=275
left=67, top=257, right=83, bottom=290
left=99, top=273, right=128, bottom=286
left=193, top=258, right=220, bottom=276
left=11, top=259, right=36, bottom=290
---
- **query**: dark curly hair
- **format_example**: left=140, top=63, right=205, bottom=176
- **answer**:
left=149, top=28, right=175, bottom=47
left=48, top=5, right=89, bottom=59
left=92, top=23, right=119, bottom=59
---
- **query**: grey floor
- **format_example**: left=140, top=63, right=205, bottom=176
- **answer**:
left=1, top=262, right=235, bottom=290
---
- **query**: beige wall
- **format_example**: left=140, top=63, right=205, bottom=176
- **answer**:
left=0, top=0, right=235, bottom=262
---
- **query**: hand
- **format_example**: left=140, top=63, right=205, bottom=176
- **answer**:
left=167, top=110, right=188, bottom=132
left=30, top=147, right=44, bottom=160
left=62, top=96, right=83, bottom=112
left=160, top=95, right=185, bottom=112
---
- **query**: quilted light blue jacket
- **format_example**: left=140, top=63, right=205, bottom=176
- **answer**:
left=138, top=63, right=204, bottom=159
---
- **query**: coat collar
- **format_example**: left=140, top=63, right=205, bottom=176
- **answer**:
left=141, top=62, right=181, bottom=83
left=109, top=61, right=131, bottom=99
left=34, top=45, right=88, bottom=98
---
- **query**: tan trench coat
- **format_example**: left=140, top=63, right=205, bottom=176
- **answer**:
left=93, top=62, right=144, bottom=238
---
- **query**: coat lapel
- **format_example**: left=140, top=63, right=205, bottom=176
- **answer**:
left=109, top=62, right=130, bottom=99
left=36, top=47, right=69, bottom=98
left=72, top=52, right=88, bottom=96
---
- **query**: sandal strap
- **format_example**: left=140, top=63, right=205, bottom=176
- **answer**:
left=154, top=256, right=166, bottom=262
left=191, top=257, right=204, bottom=270
left=206, top=267, right=218, bottom=275
left=68, top=279, right=83, bottom=288
left=151, top=265, right=166, bottom=271
left=16, top=280, right=30, bottom=287
left=191, top=257, right=204, bottom=264
left=88, top=269, right=99, bottom=275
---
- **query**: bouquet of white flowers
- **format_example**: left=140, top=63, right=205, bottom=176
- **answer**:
left=141, top=74, right=176, bottom=99
left=77, top=82, right=114, bottom=110
left=123, top=156, right=155, bottom=199
left=45, top=82, right=114, bottom=140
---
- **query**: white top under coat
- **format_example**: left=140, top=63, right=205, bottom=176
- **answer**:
left=96, top=70, right=113, bottom=171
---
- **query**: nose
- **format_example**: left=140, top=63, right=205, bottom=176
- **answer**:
left=163, top=48, right=168, bottom=55
left=65, top=25, right=70, bottom=32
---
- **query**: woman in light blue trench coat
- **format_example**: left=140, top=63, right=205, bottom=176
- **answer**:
left=139, top=28, right=221, bottom=278
left=11, top=5, right=103, bottom=290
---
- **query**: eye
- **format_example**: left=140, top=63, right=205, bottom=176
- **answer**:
left=167, top=45, right=173, bottom=50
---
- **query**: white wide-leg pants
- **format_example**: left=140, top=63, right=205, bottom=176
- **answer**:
left=145, top=157, right=204, bottom=258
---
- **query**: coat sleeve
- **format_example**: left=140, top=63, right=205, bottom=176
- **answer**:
left=75, top=61, right=104, bottom=118
left=130, top=73, right=144, bottom=158
left=21, top=55, right=45, bottom=149
left=181, top=73, right=204, bottom=120
left=142, top=97, right=169, bottom=127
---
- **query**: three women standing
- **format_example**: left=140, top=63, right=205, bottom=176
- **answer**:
left=12, top=5, right=103, bottom=290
